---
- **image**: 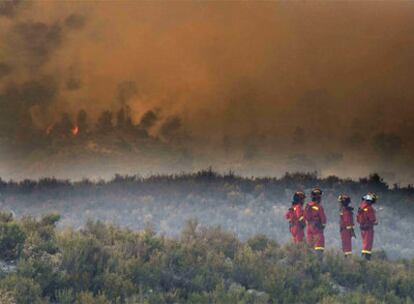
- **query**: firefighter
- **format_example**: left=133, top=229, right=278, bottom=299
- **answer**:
left=338, top=194, right=356, bottom=257
left=304, top=187, right=327, bottom=256
left=285, top=191, right=306, bottom=243
left=357, top=192, right=378, bottom=260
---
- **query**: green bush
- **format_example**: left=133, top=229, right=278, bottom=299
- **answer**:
left=0, top=275, right=46, bottom=304
left=0, top=214, right=414, bottom=303
left=0, top=212, right=26, bottom=261
left=0, top=222, right=25, bottom=261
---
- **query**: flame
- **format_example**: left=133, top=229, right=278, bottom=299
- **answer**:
left=71, top=125, right=79, bottom=136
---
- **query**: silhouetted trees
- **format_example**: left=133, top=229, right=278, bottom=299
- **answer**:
left=139, top=110, right=158, bottom=131
left=53, top=113, right=74, bottom=137
left=160, top=116, right=181, bottom=141
left=116, top=106, right=134, bottom=131
left=96, top=111, right=113, bottom=133
left=76, top=109, right=88, bottom=133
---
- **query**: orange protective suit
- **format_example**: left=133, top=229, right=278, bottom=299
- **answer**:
left=357, top=201, right=377, bottom=258
left=304, top=201, right=327, bottom=251
left=339, top=206, right=355, bottom=255
left=285, top=203, right=305, bottom=243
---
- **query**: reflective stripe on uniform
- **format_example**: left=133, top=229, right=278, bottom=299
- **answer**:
left=298, top=216, right=304, bottom=221
left=311, top=206, right=319, bottom=211
left=361, top=250, right=371, bottom=254
left=346, top=226, right=353, bottom=230
left=315, top=247, right=324, bottom=251
left=344, top=252, right=352, bottom=255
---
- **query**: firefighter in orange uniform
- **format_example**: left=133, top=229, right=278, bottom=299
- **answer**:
left=338, top=194, right=356, bottom=256
left=304, top=187, right=327, bottom=255
left=285, top=191, right=306, bottom=243
left=357, top=193, right=378, bottom=260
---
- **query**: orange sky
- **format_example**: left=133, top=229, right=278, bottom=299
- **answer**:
left=1, top=1, right=414, bottom=181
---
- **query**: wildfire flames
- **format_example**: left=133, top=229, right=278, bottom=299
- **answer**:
left=45, top=124, right=79, bottom=137
left=71, top=126, right=79, bottom=136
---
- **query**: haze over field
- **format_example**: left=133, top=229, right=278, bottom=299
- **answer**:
left=1, top=171, right=414, bottom=259
left=1, top=1, right=414, bottom=183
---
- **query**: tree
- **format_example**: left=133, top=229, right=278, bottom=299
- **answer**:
left=96, top=111, right=113, bottom=133
left=54, top=113, right=73, bottom=136
left=139, top=110, right=158, bottom=130
left=116, top=108, right=126, bottom=129
left=116, top=106, right=134, bottom=130
left=76, top=109, right=89, bottom=133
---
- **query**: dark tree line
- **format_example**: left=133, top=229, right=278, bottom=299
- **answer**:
left=0, top=171, right=402, bottom=197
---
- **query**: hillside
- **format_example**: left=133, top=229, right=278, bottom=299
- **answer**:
left=1, top=171, right=414, bottom=259
left=0, top=214, right=413, bottom=304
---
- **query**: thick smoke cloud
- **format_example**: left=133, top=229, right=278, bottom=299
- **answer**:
left=12, top=21, right=63, bottom=67
left=0, top=0, right=22, bottom=18
left=1, top=1, right=414, bottom=182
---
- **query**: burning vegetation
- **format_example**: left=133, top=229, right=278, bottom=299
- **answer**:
left=1, top=2, right=414, bottom=182
left=45, top=122, right=79, bottom=138
left=40, top=107, right=170, bottom=141
left=70, top=125, right=79, bottom=136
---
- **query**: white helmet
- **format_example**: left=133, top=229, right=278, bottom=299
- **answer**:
left=362, top=192, right=378, bottom=202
